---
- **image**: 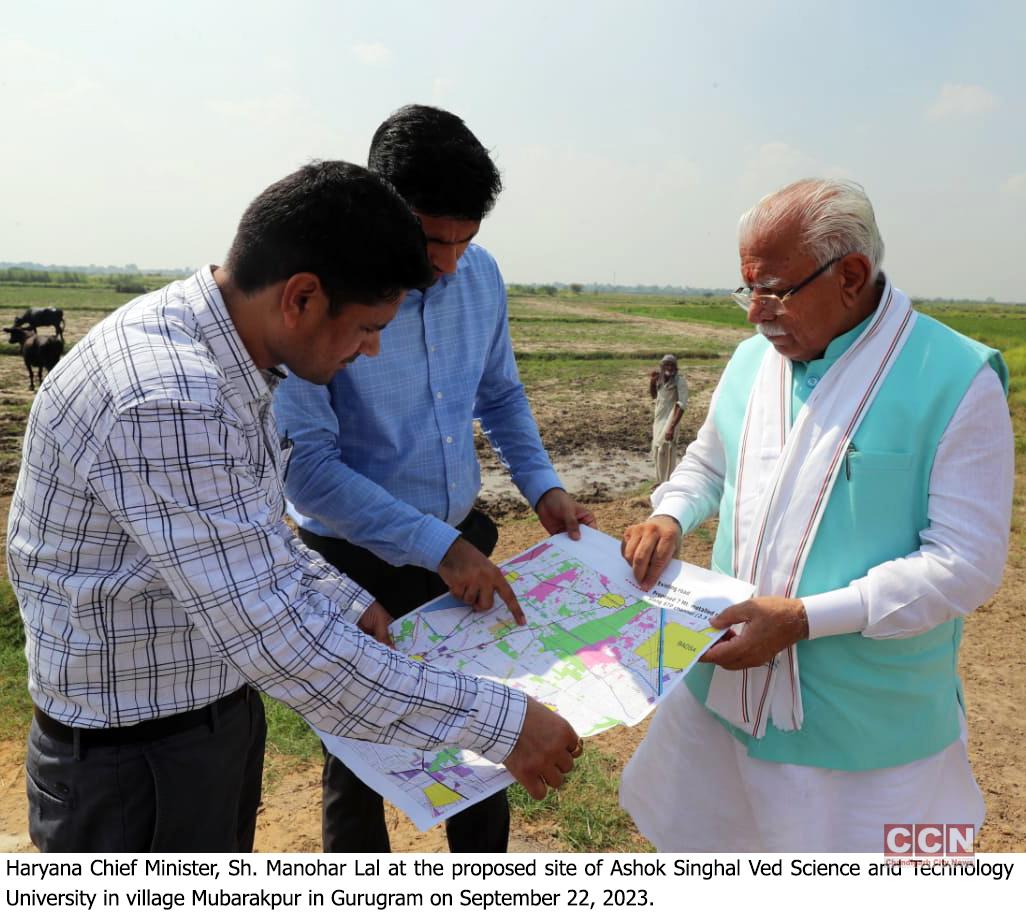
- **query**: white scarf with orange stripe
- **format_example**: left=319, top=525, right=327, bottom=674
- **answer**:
left=705, top=281, right=915, bottom=738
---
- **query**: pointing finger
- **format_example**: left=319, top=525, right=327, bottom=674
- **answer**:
left=496, top=572, right=526, bottom=625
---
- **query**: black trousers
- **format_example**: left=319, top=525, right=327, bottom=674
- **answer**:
left=26, top=687, right=265, bottom=852
left=299, top=509, right=510, bottom=853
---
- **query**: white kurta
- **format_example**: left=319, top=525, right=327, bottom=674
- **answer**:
left=620, top=687, right=983, bottom=852
left=621, top=366, right=1012, bottom=852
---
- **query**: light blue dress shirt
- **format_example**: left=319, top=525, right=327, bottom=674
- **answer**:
left=274, top=244, right=562, bottom=572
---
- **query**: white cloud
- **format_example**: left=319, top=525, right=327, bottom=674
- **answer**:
left=926, top=83, right=998, bottom=120
left=352, top=42, right=392, bottom=66
left=1002, top=173, right=1026, bottom=198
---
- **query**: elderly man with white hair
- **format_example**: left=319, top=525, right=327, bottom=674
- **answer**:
left=619, top=178, right=1013, bottom=852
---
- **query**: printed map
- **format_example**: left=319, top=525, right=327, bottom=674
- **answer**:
left=318, top=527, right=753, bottom=830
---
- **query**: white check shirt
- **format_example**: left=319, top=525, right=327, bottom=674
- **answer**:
left=6, top=267, right=525, bottom=762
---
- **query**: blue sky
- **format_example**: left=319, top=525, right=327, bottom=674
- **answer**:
left=1, top=0, right=1023, bottom=300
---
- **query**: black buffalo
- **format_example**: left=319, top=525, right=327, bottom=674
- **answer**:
left=13, top=306, right=65, bottom=338
left=3, top=326, right=64, bottom=391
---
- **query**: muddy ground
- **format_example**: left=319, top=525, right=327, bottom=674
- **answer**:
left=0, top=304, right=1022, bottom=853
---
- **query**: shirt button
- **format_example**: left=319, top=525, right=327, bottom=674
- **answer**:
left=430, top=345, right=437, bottom=352
left=446, top=436, right=453, bottom=443
left=807, top=376, right=818, bottom=387
left=436, top=391, right=444, bottom=399
left=450, top=483, right=456, bottom=490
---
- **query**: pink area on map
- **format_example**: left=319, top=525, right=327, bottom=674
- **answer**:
left=524, top=568, right=579, bottom=602
left=507, top=543, right=552, bottom=565
left=577, top=640, right=621, bottom=669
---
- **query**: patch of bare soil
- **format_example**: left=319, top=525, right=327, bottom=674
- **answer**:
left=0, top=741, right=32, bottom=852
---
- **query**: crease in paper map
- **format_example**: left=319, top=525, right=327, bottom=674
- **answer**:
left=317, top=526, right=753, bottom=831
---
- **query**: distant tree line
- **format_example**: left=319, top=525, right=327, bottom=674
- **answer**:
left=0, top=263, right=191, bottom=294
left=1, top=260, right=192, bottom=276
left=0, top=268, right=91, bottom=284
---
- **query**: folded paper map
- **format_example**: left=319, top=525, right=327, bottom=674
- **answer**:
left=317, top=526, right=754, bottom=830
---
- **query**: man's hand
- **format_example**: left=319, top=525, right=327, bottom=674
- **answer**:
left=503, top=696, right=582, bottom=800
left=621, top=515, right=682, bottom=590
left=356, top=601, right=395, bottom=648
left=439, top=537, right=526, bottom=624
left=535, top=487, right=596, bottom=542
left=700, top=596, right=809, bottom=670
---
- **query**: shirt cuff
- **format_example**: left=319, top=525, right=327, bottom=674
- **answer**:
left=342, top=587, right=376, bottom=626
left=409, top=515, right=462, bottom=572
left=519, top=469, right=565, bottom=513
left=802, top=586, right=867, bottom=639
left=453, top=678, right=529, bottom=764
left=651, top=494, right=705, bottom=535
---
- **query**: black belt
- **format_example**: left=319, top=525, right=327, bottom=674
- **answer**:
left=33, top=686, right=252, bottom=747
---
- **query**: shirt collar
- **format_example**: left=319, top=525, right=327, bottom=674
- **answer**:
left=185, top=266, right=280, bottom=405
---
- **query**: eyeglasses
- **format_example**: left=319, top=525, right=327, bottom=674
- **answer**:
left=732, top=255, right=845, bottom=315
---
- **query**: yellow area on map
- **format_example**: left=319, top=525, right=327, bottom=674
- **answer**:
left=637, top=623, right=716, bottom=669
left=597, top=593, right=625, bottom=609
left=410, top=654, right=425, bottom=663
left=423, top=783, right=463, bottom=807
left=505, top=571, right=520, bottom=582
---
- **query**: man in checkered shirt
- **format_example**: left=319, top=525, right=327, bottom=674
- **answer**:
left=7, top=160, right=580, bottom=852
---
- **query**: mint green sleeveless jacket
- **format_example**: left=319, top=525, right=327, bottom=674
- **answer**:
left=686, top=314, right=1007, bottom=770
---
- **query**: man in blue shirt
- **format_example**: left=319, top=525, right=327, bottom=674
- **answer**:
left=274, top=106, right=593, bottom=852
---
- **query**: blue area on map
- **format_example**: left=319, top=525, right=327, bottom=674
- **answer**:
left=421, top=594, right=468, bottom=613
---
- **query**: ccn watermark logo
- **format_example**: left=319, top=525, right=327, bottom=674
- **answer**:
left=883, top=824, right=975, bottom=858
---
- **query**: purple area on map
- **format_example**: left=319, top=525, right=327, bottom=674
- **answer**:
left=506, top=543, right=553, bottom=565
left=525, top=568, right=579, bottom=602
left=396, top=769, right=422, bottom=782
left=452, top=765, right=474, bottom=777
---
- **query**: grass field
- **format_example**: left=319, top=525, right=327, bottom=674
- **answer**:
left=0, top=283, right=1023, bottom=851
left=0, top=285, right=145, bottom=312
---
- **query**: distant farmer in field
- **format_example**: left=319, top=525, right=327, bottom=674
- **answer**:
left=619, top=178, right=1013, bottom=851
left=6, top=160, right=581, bottom=853
left=649, top=353, right=688, bottom=483
left=274, top=106, right=594, bottom=854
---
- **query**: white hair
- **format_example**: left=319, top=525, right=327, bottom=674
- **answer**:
left=738, top=178, right=885, bottom=278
